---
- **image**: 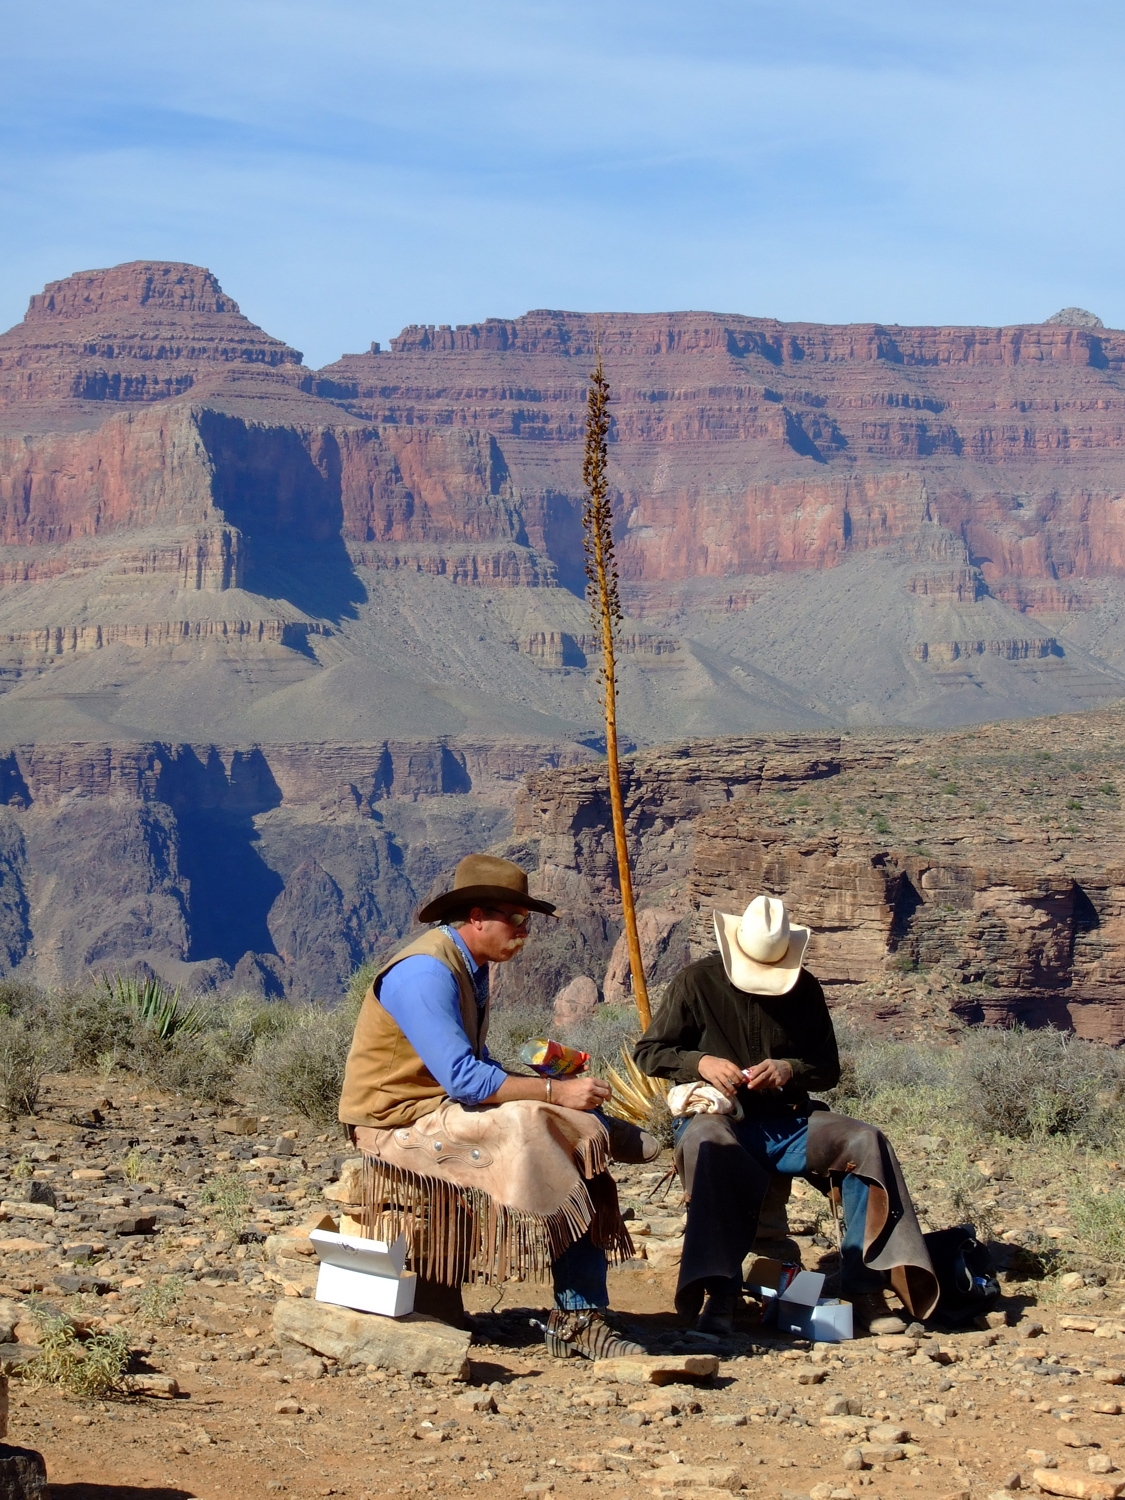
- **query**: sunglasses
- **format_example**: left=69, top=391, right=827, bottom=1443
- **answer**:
left=482, top=908, right=533, bottom=928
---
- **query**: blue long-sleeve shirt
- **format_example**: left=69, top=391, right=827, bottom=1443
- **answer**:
left=377, top=925, right=508, bottom=1105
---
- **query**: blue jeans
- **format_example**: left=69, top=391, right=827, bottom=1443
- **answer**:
left=553, top=1230, right=609, bottom=1311
left=552, top=1108, right=613, bottom=1311
left=672, top=1111, right=883, bottom=1297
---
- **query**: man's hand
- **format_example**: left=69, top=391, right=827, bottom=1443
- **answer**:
left=698, top=1054, right=744, bottom=1099
left=743, top=1058, right=793, bottom=1091
left=552, top=1074, right=612, bottom=1111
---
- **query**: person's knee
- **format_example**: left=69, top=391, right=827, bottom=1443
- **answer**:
left=681, top=1114, right=738, bottom=1149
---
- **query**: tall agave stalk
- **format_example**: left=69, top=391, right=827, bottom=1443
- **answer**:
left=582, top=346, right=652, bottom=1031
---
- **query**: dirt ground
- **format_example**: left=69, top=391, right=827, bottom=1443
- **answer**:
left=3, top=1076, right=1125, bottom=1500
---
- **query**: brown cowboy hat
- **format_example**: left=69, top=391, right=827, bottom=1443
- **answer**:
left=417, top=854, right=557, bottom=924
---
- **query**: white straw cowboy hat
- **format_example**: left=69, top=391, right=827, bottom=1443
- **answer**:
left=713, top=895, right=810, bottom=996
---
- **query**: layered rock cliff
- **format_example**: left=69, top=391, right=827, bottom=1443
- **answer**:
left=0, top=736, right=590, bottom=997
left=4, top=263, right=1125, bottom=996
left=512, top=706, right=1125, bottom=1042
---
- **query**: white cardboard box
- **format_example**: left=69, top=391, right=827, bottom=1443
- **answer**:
left=758, top=1268, right=854, bottom=1342
left=309, top=1226, right=417, bottom=1318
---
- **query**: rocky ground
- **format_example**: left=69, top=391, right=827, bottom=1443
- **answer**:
left=3, top=1075, right=1125, bottom=1500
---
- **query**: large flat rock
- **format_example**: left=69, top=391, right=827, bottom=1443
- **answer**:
left=273, top=1297, right=471, bottom=1377
left=590, top=1353, right=719, bottom=1385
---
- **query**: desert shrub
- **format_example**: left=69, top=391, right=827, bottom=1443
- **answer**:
left=830, top=1023, right=951, bottom=1104
left=245, top=1000, right=358, bottom=1124
left=485, top=1001, right=554, bottom=1073
left=956, top=1026, right=1125, bottom=1142
left=127, top=1017, right=238, bottom=1103
left=139, top=1274, right=186, bottom=1326
left=0, top=978, right=47, bottom=1020
left=215, top=994, right=296, bottom=1065
left=820, top=1025, right=961, bottom=1138
left=199, top=1172, right=252, bottom=1232
left=0, top=1013, right=46, bottom=1118
left=27, top=1303, right=130, bottom=1397
left=39, top=983, right=137, bottom=1071
left=1072, top=1187, right=1125, bottom=1271
left=561, top=1004, right=643, bottom=1080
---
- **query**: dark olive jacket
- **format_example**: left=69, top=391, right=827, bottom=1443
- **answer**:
left=633, top=953, right=841, bottom=1117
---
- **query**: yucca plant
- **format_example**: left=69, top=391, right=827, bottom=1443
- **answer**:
left=101, top=973, right=205, bottom=1043
left=604, top=1049, right=672, bottom=1146
left=582, top=343, right=651, bottom=1030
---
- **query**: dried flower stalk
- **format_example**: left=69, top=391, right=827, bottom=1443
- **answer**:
left=582, top=347, right=651, bottom=1030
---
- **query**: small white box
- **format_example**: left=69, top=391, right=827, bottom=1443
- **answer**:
left=775, top=1297, right=854, bottom=1343
left=757, top=1269, right=854, bottom=1343
left=310, top=1227, right=417, bottom=1318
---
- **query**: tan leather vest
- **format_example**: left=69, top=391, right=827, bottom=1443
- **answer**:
left=337, top=927, right=490, bottom=1129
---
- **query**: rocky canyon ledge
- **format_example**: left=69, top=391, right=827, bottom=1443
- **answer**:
left=3, top=262, right=1125, bottom=1004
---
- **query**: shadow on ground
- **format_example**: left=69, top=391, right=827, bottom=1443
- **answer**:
left=52, top=1489, right=195, bottom=1500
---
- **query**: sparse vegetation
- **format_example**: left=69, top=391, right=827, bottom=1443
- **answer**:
left=1072, top=1187, right=1125, bottom=1272
left=0, top=1012, right=46, bottom=1118
left=26, top=1302, right=131, bottom=1398
left=199, top=1172, right=252, bottom=1232
left=139, top=1274, right=186, bottom=1325
left=244, top=999, right=356, bottom=1124
left=122, top=1145, right=158, bottom=1184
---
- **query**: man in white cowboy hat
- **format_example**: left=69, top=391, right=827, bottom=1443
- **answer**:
left=634, top=894, right=937, bottom=1337
left=340, top=852, right=648, bottom=1360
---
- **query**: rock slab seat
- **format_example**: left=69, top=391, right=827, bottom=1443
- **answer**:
left=273, top=1297, right=471, bottom=1377
left=0, top=1445, right=49, bottom=1500
left=591, top=1354, right=719, bottom=1385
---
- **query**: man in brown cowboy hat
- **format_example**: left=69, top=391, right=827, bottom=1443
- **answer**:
left=635, top=895, right=937, bottom=1338
left=339, top=853, right=644, bottom=1360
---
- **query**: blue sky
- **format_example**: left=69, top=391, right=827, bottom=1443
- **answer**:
left=1, top=0, right=1121, bottom=366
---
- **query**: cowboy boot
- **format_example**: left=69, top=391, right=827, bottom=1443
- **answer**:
left=851, top=1289, right=906, bottom=1336
left=696, top=1279, right=741, bottom=1337
left=545, top=1309, right=645, bottom=1360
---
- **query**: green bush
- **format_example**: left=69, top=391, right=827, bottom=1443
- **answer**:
left=139, top=1274, right=186, bottom=1326
left=27, top=1303, right=131, bottom=1397
left=38, top=983, right=136, bottom=1071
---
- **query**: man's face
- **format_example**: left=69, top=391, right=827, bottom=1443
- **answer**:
left=466, top=905, right=532, bottom=963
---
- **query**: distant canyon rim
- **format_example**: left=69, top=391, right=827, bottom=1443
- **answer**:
left=3, top=261, right=1125, bottom=1025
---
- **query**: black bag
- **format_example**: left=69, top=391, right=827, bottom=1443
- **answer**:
left=923, top=1224, right=1001, bottom=1326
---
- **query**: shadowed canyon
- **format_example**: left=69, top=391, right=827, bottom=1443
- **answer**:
left=5, top=260, right=1125, bottom=1017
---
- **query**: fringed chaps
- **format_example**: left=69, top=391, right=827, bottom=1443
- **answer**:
left=354, top=1099, right=633, bottom=1287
